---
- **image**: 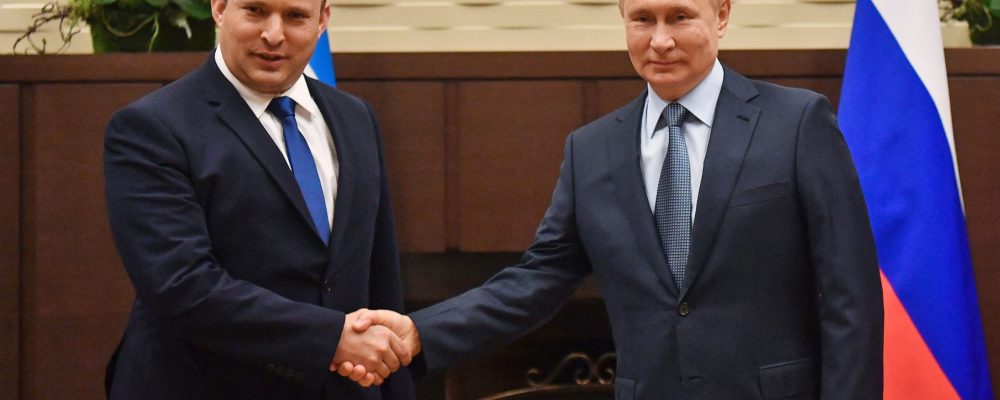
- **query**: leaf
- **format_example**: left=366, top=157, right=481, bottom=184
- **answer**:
left=92, top=0, right=117, bottom=6
left=169, top=13, right=193, bottom=38
left=171, top=0, right=211, bottom=19
left=145, top=0, right=169, bottom=8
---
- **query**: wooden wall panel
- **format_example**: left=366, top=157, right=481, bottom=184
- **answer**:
left=0, top=85, right=20, bottom=399
left=456, top=81, right=585, bottom=251
left=20, top=84, right=157, bottom=400
left=595, top=79, right=646, bottom=118
left=338, top=81, right=448, bottom=252
left=2, top=50, right=999, bottom=399
left=951, top=77, right=1000, bottom=388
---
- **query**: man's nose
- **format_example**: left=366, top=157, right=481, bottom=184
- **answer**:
left=261, top=15, right=285, bottom=45
left=650, top=22, right=675, bottom=52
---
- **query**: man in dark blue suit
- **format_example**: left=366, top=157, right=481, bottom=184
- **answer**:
left=102, top=0, right=415, bottom=396
left=343, top=0, right=883, bottom=398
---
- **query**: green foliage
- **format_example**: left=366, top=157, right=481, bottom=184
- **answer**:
left=172, top=0, right=211, bottom=19
left=12, top=0, right=213, bottom=54
left=942, top=0, right=1000, bottom=44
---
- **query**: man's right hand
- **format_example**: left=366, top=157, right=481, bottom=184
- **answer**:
left=330, top=309, right=412, bottom=387
left=333, top=309, right=421, bottom=385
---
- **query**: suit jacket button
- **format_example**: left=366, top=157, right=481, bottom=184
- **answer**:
left=678, top=302, right=690, bottom=316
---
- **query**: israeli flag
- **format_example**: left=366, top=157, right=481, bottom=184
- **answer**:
left=306, top=31, right=336, bottom=86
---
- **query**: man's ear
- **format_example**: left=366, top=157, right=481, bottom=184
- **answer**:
left=716, top=0, right=731, bottom=38
left=317, top=3, right=331, bottom=39
left=211, top=0, right=227, bottom=27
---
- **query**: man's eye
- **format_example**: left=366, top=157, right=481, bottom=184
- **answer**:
left=246, top=6, right=261, bottom=13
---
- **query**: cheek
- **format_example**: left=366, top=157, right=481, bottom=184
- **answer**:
left=625, top=32, right=647, bottom=53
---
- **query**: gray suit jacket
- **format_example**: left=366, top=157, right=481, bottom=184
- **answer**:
left=410, top=66, right=883, bottom=400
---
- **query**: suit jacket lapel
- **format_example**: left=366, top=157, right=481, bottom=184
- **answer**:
left=306, top=78, right=356, bottom=257
left=609, top=92, right=680, bottom=298
left=199, top=58, right=320, bottom=244
left=680, top=67, right=761, bottom=300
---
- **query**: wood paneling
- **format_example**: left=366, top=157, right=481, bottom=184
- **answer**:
left=20, top=83, right=156, bottom=400
left=2, top=50, right=1000, bottom=399
left=0, top=85, right=20, bottom=399
left=456, top=81, right=584, bottom=251
left=595, top=79, right=646, bottom=118
left=338, top=81, right=448, bottom=252
left=2, top=49, right=994, bottom=82
left=0, top=53, right=207, bottom=83
left=951, top=77, right=1000, bottom=387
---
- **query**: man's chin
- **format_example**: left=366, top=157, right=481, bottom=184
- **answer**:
left=244, top=73, right=293, bottom=95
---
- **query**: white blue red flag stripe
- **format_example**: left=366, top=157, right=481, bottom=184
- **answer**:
left=307, top=31, right=337, bottom=86
left=839, top=0, right=993, bottom=399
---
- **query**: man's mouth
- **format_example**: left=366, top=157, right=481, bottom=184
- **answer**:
left=255, top=52, right=286, bottom=62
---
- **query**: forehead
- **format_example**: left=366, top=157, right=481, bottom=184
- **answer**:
left=620, top=0, right=716, bottom=12
left=227, top=0, right=324, bottom=10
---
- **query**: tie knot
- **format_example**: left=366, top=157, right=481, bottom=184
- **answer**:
left=267, top=96, right=296, bottom=119
left=663, top=102, right=688, bottom=128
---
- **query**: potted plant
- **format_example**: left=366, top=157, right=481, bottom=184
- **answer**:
left=13, top=0, right=214, bottom=54
left=942, top=0, right=1000, bottom=45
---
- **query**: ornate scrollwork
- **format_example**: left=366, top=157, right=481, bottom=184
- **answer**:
left=524, top=352, right=617, bottom=387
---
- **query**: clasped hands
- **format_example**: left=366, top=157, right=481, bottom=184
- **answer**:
left=330, top=309, right=421, bottom=387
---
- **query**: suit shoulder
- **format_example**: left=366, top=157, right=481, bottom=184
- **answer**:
left=747, top=78, right=830, bottom=111
left=110, top=68, right=206, bottom=127
left=570, top=94, right=644, bottom=142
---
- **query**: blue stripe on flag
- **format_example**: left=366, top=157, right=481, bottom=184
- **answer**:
left=310, top=31, right=337, bottom=86
left=839, top=0, right=993, bottom=398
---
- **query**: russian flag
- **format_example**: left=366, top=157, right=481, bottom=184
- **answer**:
left=307, top=31, right=337, bottom=86
left=838, top=0, right=993, bottom=399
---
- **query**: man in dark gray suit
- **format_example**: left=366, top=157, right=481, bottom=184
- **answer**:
left=341, top=0, right=883, bottom=398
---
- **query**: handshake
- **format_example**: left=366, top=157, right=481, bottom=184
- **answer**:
left=330, top=309, right=421, bottom=387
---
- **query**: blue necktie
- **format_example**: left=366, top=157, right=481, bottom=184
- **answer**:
left=654, top=103, right=690, bottom=289
left=267, top=96, right=330, bottom=245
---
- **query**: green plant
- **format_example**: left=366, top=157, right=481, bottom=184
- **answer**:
left=13, top=0, right=212, bottom=54
left=941, top=0, right=1000, bottom=45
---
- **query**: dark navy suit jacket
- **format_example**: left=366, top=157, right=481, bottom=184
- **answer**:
left=410, top=67, right=883, bottom=400
left=104, top=56, right=414, bottom=400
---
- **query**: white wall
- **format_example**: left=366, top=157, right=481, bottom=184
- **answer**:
left=1, top=0, right=973, bottom=54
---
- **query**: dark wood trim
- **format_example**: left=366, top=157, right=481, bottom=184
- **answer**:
left=0, top=85, right=21, bottom=400
left=17, top=84, right=36, bottom=400
left=0, top=53, right=207, bottom=83
left=2, top=49, right=998, bottom=83
left=444, top=82, right=462, bottom=250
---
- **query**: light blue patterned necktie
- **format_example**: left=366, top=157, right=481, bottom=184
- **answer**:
left=267, top=96, right=330, bottom=245
left=654, top=102, right=690, bottom=289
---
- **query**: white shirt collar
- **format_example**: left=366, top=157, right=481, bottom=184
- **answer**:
left=646, top=59, right=724, bottom=136
left=214, top=47, right=321, bottom=120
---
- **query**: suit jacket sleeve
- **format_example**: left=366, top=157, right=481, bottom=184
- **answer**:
left=104, top=106, right=344, bottom=385
left=409, top=132, right=593, bottom=373
left=795, top=94, right=883, bottom=399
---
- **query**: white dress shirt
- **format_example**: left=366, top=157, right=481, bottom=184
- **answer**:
left=215, top=49, right=339, bottom=229
left=640, top=59, right=724, bottom=220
